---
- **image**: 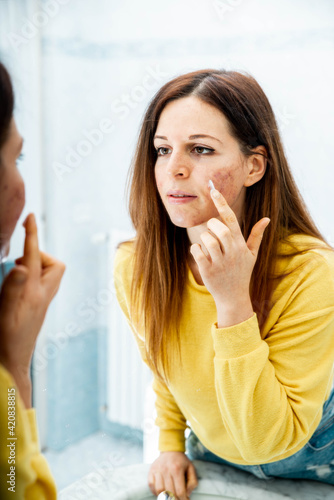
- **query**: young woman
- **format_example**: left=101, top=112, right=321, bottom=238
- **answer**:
left=0, top=62, right=65, bottom=499
left=114, top=69, right=334, bottom=499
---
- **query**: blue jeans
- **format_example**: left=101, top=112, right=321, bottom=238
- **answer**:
left=186, top=387, right=334, bottom=485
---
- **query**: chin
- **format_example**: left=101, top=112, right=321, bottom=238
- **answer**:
left=169, top=215, right=210, bottom=229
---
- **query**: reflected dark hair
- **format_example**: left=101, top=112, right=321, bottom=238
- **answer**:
left=0, top=61, right=14, bottom=152
left=0, top=61, right=14, bottom=275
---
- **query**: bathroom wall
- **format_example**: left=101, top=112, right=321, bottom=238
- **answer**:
left=0, top=0, right=333, bottom=451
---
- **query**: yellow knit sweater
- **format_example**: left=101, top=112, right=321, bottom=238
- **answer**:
left=114, top=234, right=334, bottom=465
left=0, top=364, right=56, bottom=499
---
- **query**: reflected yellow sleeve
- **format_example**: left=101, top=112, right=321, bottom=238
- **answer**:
left=0, top=364, right=57, bottom=500
left=152, top=376, right=187, bottom=452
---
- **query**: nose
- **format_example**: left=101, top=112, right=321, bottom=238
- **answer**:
left=167, top=151, right=191, bottom=178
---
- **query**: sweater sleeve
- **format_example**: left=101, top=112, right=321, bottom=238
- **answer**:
left=211, top=251, right=334, bottom=464
left=152, top=376, right=188, bottom=452
left=114, top=244, right=188, bottom=453
left=0, top=365, right=57, bottom=500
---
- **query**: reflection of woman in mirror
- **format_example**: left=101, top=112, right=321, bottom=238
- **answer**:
left=114, top=69, right=334, bottom=498
left=0, top=62, right=65, bottom=499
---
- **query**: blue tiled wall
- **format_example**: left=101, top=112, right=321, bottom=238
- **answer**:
left=47, top=329, right=100, bottom=450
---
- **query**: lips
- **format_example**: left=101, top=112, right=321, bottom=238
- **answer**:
left=169, top=194, right=196, bottom=199
left=167, top=190, right=197, bottom=198
left=166, top=190, right=197, bottom=205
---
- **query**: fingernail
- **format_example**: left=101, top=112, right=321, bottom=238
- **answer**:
left=211, top=189, right=220, bottom=199
left=12, top=271, right=27, bottom=284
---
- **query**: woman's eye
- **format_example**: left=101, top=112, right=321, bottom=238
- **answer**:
left=193, top=146, right=214, bottom=155
left=156, top=147, right=171, bottom=156
left=155, top=146, right=214, bottom=156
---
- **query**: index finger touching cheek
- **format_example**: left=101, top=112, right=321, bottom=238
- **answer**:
left=209, top=187, right=239, bottom=230
left=208, top=180, right=229, bottom=207
left=210, top=184, right=227, bottom=205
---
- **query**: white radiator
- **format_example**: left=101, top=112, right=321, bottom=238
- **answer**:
left=106, top=229, right=152, bottom=430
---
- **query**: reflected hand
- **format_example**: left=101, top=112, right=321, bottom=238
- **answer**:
left=148, top=451, right=198, bottom=500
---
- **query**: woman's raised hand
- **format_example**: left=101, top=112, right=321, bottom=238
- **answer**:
left=190, top=188, right=270, bottom=326
left=148, top=451, right=198, bottom=500
left=0, top=213, right=65, bottom=407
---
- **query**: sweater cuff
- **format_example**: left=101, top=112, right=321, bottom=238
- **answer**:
left=212, top=312, right=263, bottom=358
left=159, top=429, right=186, bottom=453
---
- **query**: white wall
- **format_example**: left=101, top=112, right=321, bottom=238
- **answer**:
left=40, top=0, right=334, bottom=256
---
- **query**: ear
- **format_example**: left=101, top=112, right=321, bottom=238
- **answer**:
left=243, top=145, right=267, bottom=187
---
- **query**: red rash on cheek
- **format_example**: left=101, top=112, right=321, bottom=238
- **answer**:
left=211, top=170, right=237, bottom=198
left=10, top=184, right=26, bottom=216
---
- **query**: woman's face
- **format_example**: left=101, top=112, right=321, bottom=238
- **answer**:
left=154, top=96, right=251, bottom=228
left=0, top=118, right=25, bottom=257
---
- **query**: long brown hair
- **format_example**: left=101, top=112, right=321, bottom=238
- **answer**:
left=125, top=69, right=330, bottom=379
left=0, top=62, right=14, bottom=151
left=0, top=61, right=15, bottom=278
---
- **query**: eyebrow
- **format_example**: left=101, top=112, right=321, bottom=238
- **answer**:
left=154, top=134, right=223, bottom=144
